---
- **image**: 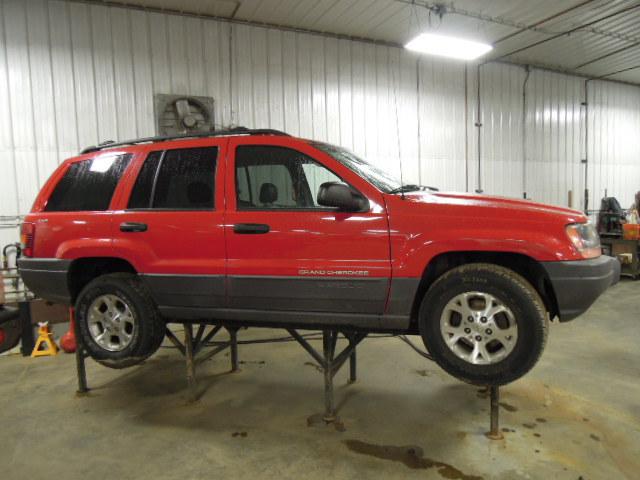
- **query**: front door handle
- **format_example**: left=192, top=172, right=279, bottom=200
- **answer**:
left=120, top=222, right=148, bottom=233
left=233, top=223, right=270, bottom=234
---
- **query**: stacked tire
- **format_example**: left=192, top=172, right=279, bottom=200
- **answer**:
left=75, top=273, right=165, bottom=369
left=0, top=307, right=21, bottom=354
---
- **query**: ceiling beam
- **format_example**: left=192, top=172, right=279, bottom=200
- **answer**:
left=394, top=0, right=640, bottom=44
left=492, top=3, right=640, bottom=61
left=573, top=42, right=640, bottom=70
left=593, top=64, right=640, bottom=80
left=491, top=0, right=599, bottom=45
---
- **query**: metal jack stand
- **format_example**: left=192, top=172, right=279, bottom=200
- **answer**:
left=74, top=322, right=240, bottom=401
left=485, top=385, right=503, bottom=440
left=288, top=329, right=366, bottom=422
left=74, top=316, right=90, bottom=396
left=165, top=323, right=240, bottom=403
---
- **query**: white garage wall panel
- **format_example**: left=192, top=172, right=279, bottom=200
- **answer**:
left=524, top=69, right=584, bottom=209
left=588, top=81, right=640, bottom=213
left=478, top=63, right=526, bottom=200
left=1, top=0, right=640, bottom=248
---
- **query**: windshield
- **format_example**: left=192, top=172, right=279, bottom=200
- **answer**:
left=312, top=142, right=402, bottom=193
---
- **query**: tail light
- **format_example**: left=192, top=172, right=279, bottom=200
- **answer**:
left=20, top=222, right=35, bottom=257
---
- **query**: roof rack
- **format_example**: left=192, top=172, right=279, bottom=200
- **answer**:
left=80, top=127, right=291, bottom=154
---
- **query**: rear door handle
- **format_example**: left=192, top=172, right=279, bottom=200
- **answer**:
left=233, top=223, right=270, bottom=234
left=120, top=222, right=148, bottom=233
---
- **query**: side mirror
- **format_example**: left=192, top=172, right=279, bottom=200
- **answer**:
left=317, top=182, right=370, bottom=212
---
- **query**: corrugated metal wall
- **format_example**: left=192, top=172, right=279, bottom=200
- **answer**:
left=1, top=0, right=640, bottom=247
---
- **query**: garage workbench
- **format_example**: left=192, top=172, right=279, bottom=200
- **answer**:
left=600, top=237, right=640, bottom=279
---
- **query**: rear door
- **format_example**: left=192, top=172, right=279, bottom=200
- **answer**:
left=112, top=140, right=226, bottom=314
left=224, top=136, right=391, bottom=323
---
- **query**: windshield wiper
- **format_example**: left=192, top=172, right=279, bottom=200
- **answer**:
left=389, top=184, right=421, bottom=194
left=389, top=184, right=438, bottom=194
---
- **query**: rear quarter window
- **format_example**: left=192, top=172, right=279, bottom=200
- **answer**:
left=44, top=154, right=132, bottom=212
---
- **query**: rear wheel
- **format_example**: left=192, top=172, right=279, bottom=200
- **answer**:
left=76, top=273, right=165, bottom=368
left=419, top=263, right=548, bottom=385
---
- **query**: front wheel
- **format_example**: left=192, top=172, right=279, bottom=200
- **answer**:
left=419, top=263, right=548, bottom=385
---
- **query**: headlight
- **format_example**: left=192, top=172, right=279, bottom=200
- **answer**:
left=565, top=223, right=601, bottom=259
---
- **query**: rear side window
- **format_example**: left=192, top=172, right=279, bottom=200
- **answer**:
left=127, top=151, right=161, bottom=208
left=127, top=147, right=217, bottom=210
left=44, top=154, right=132, bottom=212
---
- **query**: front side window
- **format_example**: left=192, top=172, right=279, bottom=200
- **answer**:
left=128, top=147, right=217, bottom=210
left=45, top=154, right=132, bottom=212
left=235, top=146, right=342, bottom=210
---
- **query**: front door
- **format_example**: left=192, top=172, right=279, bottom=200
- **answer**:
left=224, top=137, right=391, bottom=324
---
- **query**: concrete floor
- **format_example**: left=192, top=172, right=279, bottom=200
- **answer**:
left=1, top=280, right=639, bottom=480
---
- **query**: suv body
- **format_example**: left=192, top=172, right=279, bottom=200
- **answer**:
left=18, top=130, right=620, bottom=384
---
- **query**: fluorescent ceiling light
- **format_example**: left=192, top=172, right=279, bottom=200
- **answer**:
left=405, top=33, right=492, bottom=61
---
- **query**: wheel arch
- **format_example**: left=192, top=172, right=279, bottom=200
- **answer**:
left=68, top=257, right=137, bottom=303
left=408, top=251, right=559, bottom=329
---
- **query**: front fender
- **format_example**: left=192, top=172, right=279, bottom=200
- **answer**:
left=390, top=225, right=575, bottom=277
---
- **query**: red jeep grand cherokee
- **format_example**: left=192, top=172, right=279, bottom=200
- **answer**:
left=18, top=128, right=619, bottom=384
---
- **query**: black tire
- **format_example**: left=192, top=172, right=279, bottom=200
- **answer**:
left=419, top=263, right=548, bottom=386
left=75, top=273, right=164, bottom=367
left=0, top=318, right=21, bottom=354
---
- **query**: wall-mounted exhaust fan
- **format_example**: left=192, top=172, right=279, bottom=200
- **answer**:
left=154, top=94, right=215, bottom=136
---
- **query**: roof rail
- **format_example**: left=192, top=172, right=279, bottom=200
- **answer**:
left=80, top=127, right=290, bottom=154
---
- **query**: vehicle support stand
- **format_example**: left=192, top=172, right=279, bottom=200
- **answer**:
left=73, top=324, right=505, bottom=438
left=288, top=329, right=366, bottom=422
left=18, top=300, right=34, bottom=356
left=74, top=322, right=240, bottom=401
left=74, top=317, right=90, bottom=396
left=165, top=323, right=240, bottom=403
left=486, top=385, right=503, bottom=440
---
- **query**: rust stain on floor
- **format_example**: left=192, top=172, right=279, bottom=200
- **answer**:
left=499, top=401, right=518, bottom=412
left=303, top=362, right=323, bottom=373
left=343, top=439, right=483, bottom=480
left=496, top=380, right=640, bottom=478
left=307, top=413, right=346, bottom=432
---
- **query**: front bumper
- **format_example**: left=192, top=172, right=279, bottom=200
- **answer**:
left=542, top=255, right=620, bottom=322
left=17, top=258, right=72, bottom=304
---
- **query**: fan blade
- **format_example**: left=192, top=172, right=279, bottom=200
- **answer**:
left=174, top=99, right=191, bottom=120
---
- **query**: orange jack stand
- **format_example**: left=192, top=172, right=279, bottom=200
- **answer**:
left=31, top=322, right=59, bottom=357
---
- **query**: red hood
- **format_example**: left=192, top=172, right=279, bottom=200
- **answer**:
left=397, top=191, right=586, bottom=224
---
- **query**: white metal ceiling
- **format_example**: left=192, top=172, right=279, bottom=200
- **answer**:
left=80, top=0, right=640, bottom=84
